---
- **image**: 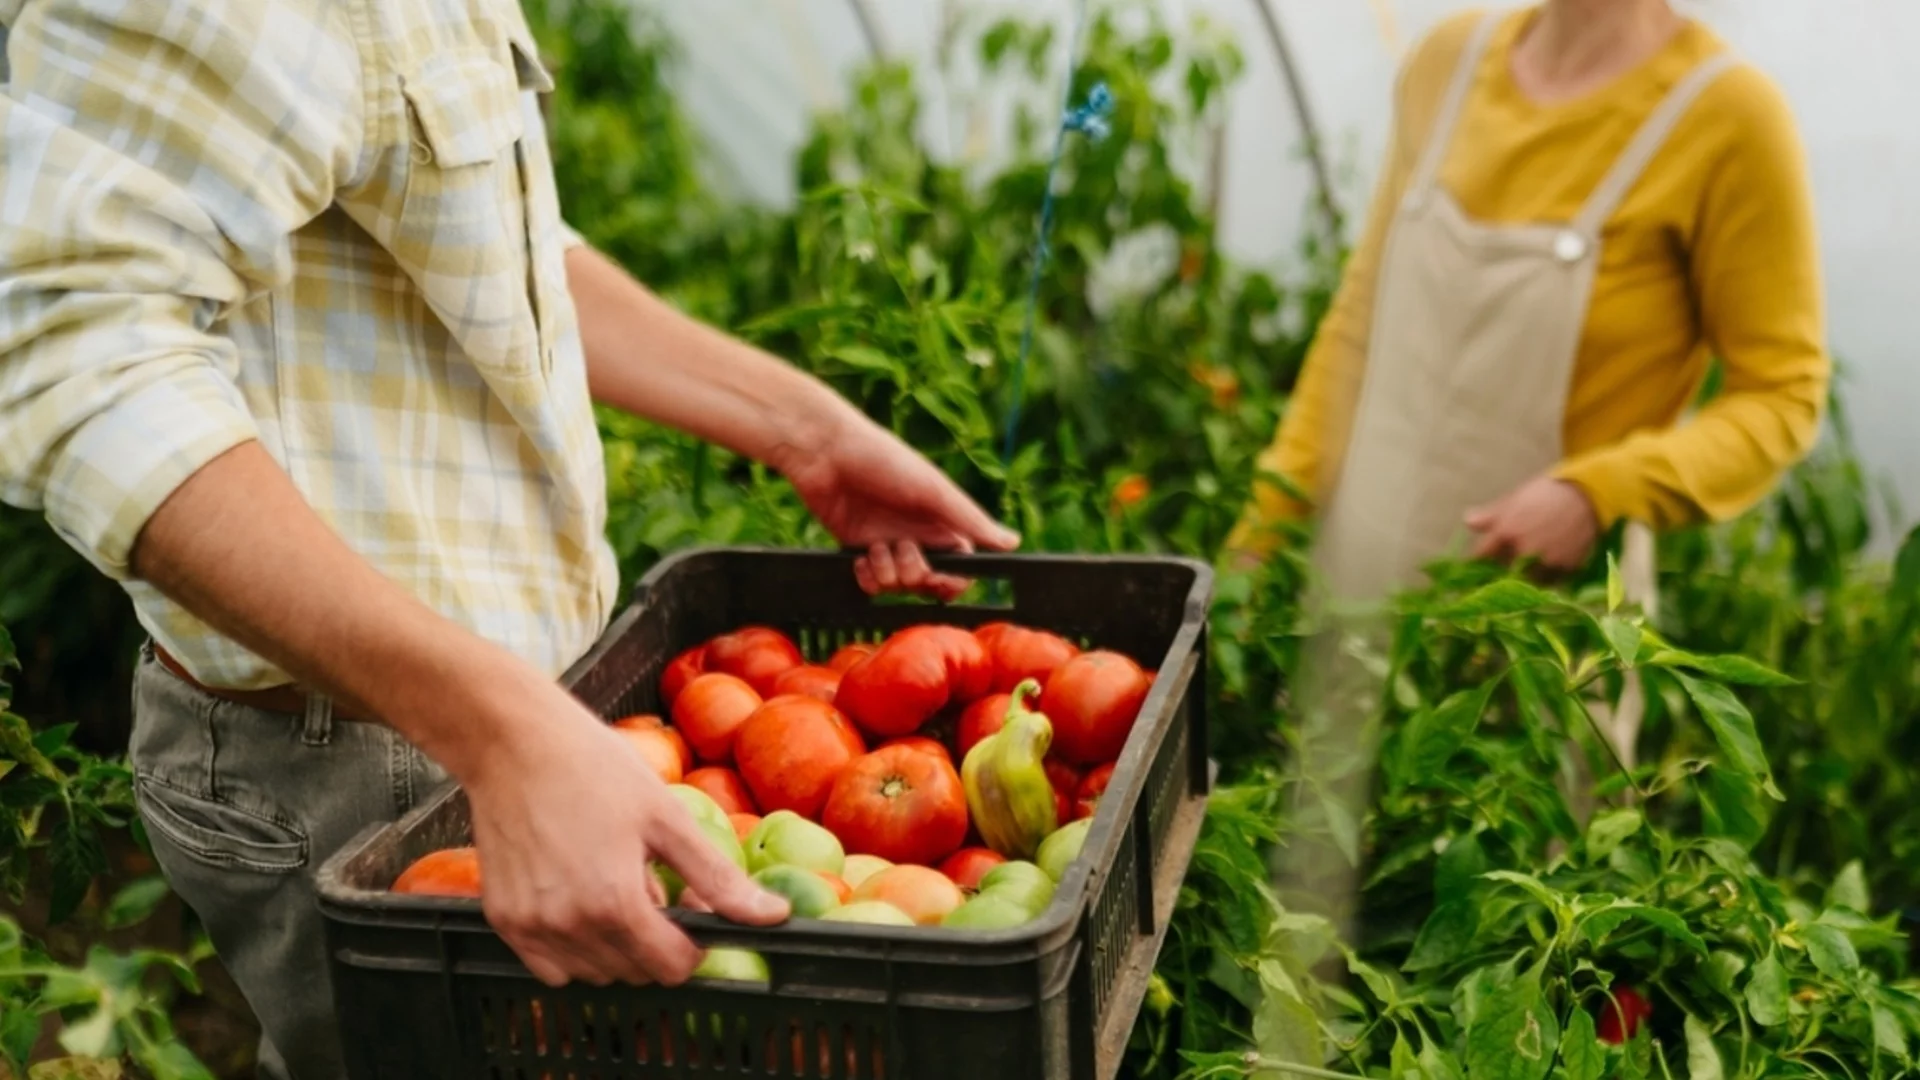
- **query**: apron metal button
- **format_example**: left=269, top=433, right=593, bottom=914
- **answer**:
left=1553, top=231, right=1589, bottom=263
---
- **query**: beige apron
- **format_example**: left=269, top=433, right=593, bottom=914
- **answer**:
left=1311, top=14, right=1736, bottom=764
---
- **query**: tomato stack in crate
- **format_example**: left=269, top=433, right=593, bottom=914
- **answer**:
left=317, top=547, right=1213, bottom=1080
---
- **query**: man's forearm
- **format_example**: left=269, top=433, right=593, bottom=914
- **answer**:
left=128, top=441, right=565, bottom=787
left=567, top=245, right=855, bottom=472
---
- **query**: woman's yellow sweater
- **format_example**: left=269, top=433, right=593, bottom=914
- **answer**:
left=1230, top=8, right=1829, bottom=554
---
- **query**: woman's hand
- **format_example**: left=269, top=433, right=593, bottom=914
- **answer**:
left=1464, top=476, right=1600, bottom=572
left=776, top=415, right=1021, bottom=601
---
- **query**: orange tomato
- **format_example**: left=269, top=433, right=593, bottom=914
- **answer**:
left=660, top=646, right=707, bottom=709
left=392, top=847, right=481, bottom=897
left=734, top=696, right=867, bottom=818
left=851, top=865, right=964, bottom=926
left=817, top=872, right=854, bottom=904
left=670, top=673, right=763, bottom=763
left=704, top=627, right=804, bottom=697
left=772, top=664, right=843, bottom=703
left=684, top=766, right=759, bottom=815
left=1110, top=474, right=1151, bottom=512
left=614, top=723, right=686, bottom=784
left=729, top=812, right=763, bottom=842
left=826, top=642, right=878, bottom=672
left=938, top=847, right=1007, bottom=893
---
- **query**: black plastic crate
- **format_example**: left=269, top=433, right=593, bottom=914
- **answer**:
left=316, top=547, right=1213, bottom=1080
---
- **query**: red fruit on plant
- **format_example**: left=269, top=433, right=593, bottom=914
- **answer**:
left=880, top=736, right=953, bottom=764
left=734, top=696, right=867, bottom=818
left=773, top=664, right=844, bottom=703
left=705, top=627, right=804, bottom=697
left=975, top=623, right=1080, bottom=693
left=683, top=767, right=759, bottom=815
left=1041, top=651, right=1152, bottom=764
left=1598, top=986, right=1653, bottom=1044
left=660, top=646, right=708, bottom=709
left=822, top=744, right=970, bottom=866
left=827, top=643, right=878, bottom=673
left=1075, top=762, right=1115, bottom=820
left=957, top=693, right=1013, bottom=761
left=671, top=674, right=763, bottom=763
left=835, top=625, right=991, bottom=739
left=938, top=847, right=1007, bottom=893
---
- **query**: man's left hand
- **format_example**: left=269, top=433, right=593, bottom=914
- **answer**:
left=778, top=417, right=1021, bottom=601
left=1464, top=476, right=1600, bottom=573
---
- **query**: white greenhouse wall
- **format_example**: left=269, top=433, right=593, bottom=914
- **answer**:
left=650, top=1, right=1920, bottom=539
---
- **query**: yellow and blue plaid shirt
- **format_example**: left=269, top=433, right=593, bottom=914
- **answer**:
left=0, top=0, right=619, bottom=689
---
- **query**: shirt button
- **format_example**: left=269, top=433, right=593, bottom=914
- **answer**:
left=1554, top=231, right=1589, bottom=263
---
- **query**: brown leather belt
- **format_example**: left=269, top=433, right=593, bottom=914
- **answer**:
left=152, top=644, right=375, bottom=724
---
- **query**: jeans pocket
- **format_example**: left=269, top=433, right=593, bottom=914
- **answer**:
left=135, top=774, right=309, bottom=875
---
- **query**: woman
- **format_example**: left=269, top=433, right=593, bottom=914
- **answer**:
left=1228, top=0, right=1829, bottom=606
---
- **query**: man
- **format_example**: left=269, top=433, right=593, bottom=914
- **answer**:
left=0, top=1, right=1017, bottom=1076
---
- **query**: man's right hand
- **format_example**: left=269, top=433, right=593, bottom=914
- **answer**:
left=456, top=677, right=789, bottom=987
left=129, top=441, right=788, bottom=986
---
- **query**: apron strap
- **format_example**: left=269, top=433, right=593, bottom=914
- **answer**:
left=1407, top=11, right=1505, bottom=199
left=1572, top=51, right=1742, bottom=235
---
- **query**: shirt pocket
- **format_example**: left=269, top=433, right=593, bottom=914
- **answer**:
left=397, top=45, right=543, bottom=384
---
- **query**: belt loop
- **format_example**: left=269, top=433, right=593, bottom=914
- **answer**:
left=302, top=692, right=335, bottom=747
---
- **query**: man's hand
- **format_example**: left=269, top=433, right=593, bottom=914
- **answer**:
left=1464, top=476, right=1600, bottom=573
left=132, top=442, right=789, bottom=988
left=775, top=417, right=1020, bottom=601
left=462, top=679, right=789, bottom=987
left=568, top=245, right=1019, bottom=599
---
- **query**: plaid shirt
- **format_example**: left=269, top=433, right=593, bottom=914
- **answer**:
left=0, top=0, right=618, bottom=689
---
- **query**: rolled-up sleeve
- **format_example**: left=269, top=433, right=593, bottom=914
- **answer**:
left=0, top=0, right=362, bottom=578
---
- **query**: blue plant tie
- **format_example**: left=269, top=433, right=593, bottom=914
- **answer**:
left=998, top=2, right=1114, bottom=478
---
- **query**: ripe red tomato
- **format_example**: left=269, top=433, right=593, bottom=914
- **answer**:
left=1055, top=789, right=1072, bottom=828
left=705, top=627, right=804, bottom=697
left=851, top=865, right=965, bottom=925
left=772, top=664, right=843, bottom=703
left=835, top=625, right=990, bottom=739
left=975, top=623, right=1080, bottom=693
left=1598, top=986, right=1653, bottom=1044
left=1045, top=758, right=1083, bottom=800
left=956, top=693, right=1012, bottom=761
left=938, top=847, right=1007, bottom=892
left=735, top=697, right=867, bottom=818
left=826, top=643, right=877, bottom=673
left=1075, top=762, right=1115, bottom=820
left=879, top=735, right=952, bottom=764
left=612, top=723, right=686, bottom=784
left=393, top=847, right=481, bottom=897
left=1041, top=651, right=1152, bottom=764
left=821, top=744, right=969, bottom=866
left=683, top=767, right=759, bottom=815
left=660, top=646, right=708, bottom=709
left=670, top=674, right=763, bottom=763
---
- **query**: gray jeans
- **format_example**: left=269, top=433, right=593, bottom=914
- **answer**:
left=130, top=643, right=447, bottom=1080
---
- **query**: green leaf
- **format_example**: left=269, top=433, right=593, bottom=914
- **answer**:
left=1874, top=1002, right=1910, bottom=1062
left=1399, top=681, right=1499, bottom=776
left=1407, top=899, right=1478, bottom=973
left=1684, top=1015, right=1723, bottom=1080
left=56, top=1005, right=117, bottom=1059
left=1577, top=900, right=1707, bottom=955
left=1392, top=1032, right=1423, bottom=1080
left=1436, top=580, right=1565, bottom=621
left=103, top=876, right=170, bottom=931
left=823, top=343, right=898, bottom=374
left=1745, top=951, right=1790, bottom=1026
left=1893, top=525, right=1920, bottom=598
left=1600, top=617, right=1642, bottom=668
left=1464, top=959, right=1560, bottom=1080
left=1674, top=672, right=1782, bottom=799
left=1435, top=832, right=1490, bottom=903
left=1563, top=1009, right=1604, bottom=1080
left=1253, top=959, right=1324, bottom=1076
left=48, top=815, right=106, bottom=926
left=1606, top=553, right=1624, bottom=613
left=1803, top=923, right=1861, bottom=979
left=2, top=1002, right=36, bottom=1068
left=1697, top=766, right=1769, bottom=849
left=1586, top=808, right=1643, bottom=861
left=1646, top=649, right=1796, bottom=688
left=1483, top=871, right=1563, bottom=913
left=1828, top=860, right=1871, bottom=912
